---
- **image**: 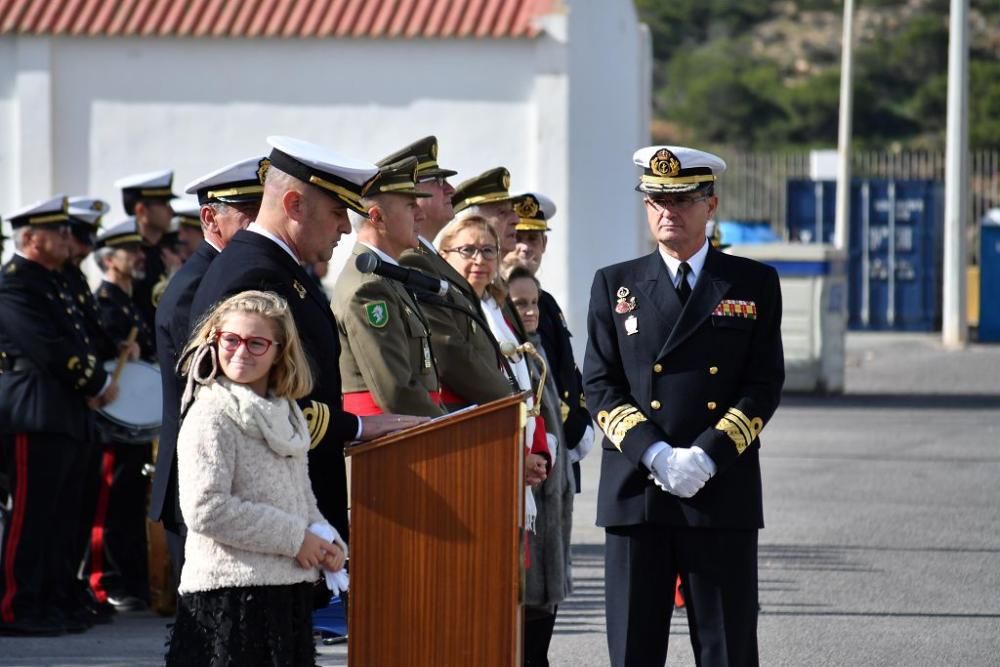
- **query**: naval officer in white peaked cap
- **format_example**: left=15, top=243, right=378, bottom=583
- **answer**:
left=189, top=136, right=428, bottom=544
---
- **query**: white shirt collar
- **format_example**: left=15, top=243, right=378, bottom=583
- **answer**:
left=658, top=239, right=709, bottom=288
left=205, top=238, right=222, bottom=253
left=358, top=241, right=399, bottom=267
left=247, top=222, right=299, bottom=263
left=418, top=236, right=436, bottom=253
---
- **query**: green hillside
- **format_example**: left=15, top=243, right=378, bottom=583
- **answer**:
left=635, top=0, right=1000, bottom=150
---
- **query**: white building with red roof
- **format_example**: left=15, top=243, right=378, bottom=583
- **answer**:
left=0, top=0, right=650, bottom=354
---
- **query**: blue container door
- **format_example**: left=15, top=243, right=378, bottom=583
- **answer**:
left=786, top=179, right=837, bottom=243
left=848, top=180, right=943, bottom=331
left=979, top=225, right=1000, bottom=342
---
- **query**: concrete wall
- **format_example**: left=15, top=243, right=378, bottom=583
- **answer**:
left=0, top=1, right=651, bottom=366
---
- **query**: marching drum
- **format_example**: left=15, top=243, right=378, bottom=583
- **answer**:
left=96, top=359, right=163, bottom=444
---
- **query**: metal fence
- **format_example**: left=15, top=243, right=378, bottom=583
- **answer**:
left=715, top=150, right=1000, bottom=240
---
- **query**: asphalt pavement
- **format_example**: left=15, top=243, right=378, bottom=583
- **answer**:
left=2, top=332, right=998, bottom=666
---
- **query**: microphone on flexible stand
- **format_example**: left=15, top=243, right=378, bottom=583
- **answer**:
left=355, top=252, right=449, bottom=297
left=412, top=291, right=520, bottom=394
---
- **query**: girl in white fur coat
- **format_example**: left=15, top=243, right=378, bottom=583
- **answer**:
left=165, top=290, right=345, bottom=667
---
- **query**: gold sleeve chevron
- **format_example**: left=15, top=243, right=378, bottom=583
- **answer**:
left=596, top=403, right=648, bottom=451
left=302, top=400, right=330, bottom=449
left=715, top=407, right=764, bottom=454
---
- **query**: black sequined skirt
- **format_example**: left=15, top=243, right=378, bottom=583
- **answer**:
left=165, top=581, right=317, bottom=667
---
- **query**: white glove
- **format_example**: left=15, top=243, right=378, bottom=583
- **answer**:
left=308, top=522, right=350, bottom=595
left=569, top=425, right=595, bottom=464
left=649, top=446, right=715, bottom=498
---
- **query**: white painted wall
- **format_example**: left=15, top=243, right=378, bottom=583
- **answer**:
left=0, top=0, right=651, bottom=367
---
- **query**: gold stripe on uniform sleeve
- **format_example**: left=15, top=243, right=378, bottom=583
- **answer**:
left=715, top=407, right=765, bottom=454
left=303, top=400, right=331, bottom=449
left=597, top=403, right=648, bottom=451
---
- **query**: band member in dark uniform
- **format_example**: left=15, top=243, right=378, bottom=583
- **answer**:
left=151, top=156, right=265, bottom=578
left=62, top=197, right=124, bottom=624
left=87, top=220, right=157, bottom=612
left=583, top=146, right=785, bottom=667
left=190, top=136, right=426, bottom=541
left=113, top=169, right=177, bottom=349
left=0, top=196, right=117, bottom=636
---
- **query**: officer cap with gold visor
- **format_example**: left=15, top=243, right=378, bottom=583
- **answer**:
left=377, top=136, right=457, bottom=182
left=633, top=145, right=727, bottom=194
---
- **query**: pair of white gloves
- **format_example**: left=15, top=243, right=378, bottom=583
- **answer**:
left=648, top=445, right=717, bottom=498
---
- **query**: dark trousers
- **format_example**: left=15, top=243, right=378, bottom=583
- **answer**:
left=524, top=605, right=558, bottom=667
left=0, top=432, right=78, bottom=623
left=605, top=524, right=759, bottom=667
left=85, top=441, right=151, bottom=603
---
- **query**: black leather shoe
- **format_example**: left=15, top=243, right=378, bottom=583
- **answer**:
left=107, top=595, right=148, bottom=613
left=53, top=606, right=93, bottom=633
left=0, top=616, right=65, bottom=637
left=87, top=599, right=116, bottom=624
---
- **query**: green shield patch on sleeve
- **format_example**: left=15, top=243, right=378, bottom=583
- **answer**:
left=364, top=301, right=390, bottom=328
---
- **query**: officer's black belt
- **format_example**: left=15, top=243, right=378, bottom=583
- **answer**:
left=0, top=356, right=38, bottom=373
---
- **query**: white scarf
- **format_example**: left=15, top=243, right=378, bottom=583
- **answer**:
left=481, top=295, right=538, bottom=532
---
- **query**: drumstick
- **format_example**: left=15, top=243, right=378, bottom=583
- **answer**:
left=111, top=326, right=139, bottom=385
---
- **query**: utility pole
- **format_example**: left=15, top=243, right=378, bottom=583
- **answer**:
left=943, top=0, right=969, bottom=347
left=834, top=0, right=855, bottom=251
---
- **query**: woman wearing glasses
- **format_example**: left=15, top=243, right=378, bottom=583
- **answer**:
left=166, top=290, right=346, bottom=666
left=435, top=215, right=553, bottom=578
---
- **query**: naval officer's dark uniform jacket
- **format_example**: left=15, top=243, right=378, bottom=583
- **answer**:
left=190, top=229, right=359, bottom=540
left=399, top=240, right=512, bottom=409
left=149, top=240, right=219, bottom=532
left=0, top=254, right=110, bottom=625
left=583, top=246, right=784, bottom=667
left=537, top=289, right=589, bottom=492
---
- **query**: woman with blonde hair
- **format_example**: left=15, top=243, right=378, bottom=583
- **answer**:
left=166, top=290, right=345, bottom=666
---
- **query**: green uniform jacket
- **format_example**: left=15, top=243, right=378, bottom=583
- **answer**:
left=399, top=241, right=511, bottom=408
left=333, top=243, right=445, bottom=418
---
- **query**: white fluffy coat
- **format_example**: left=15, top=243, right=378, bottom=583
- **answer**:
left=177, top=377, right=338, bottom=594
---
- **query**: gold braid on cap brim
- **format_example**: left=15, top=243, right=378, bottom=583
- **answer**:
left=641, top=174, right=716, bottom=186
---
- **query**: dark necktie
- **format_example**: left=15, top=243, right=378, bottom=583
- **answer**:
left=676, top=262, right=692, bottom=305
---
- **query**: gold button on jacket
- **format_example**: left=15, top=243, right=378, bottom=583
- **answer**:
left=650, top=399, right=661, bottom=410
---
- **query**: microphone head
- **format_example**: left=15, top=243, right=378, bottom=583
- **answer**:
left=356, top=252, right=379, bottom=274
left=499, top=342, right=519, bottom=358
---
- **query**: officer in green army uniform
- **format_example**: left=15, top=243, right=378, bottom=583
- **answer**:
left=381, top=137, right=513, bottom=410
left=333, top=157, right=445, bottom=418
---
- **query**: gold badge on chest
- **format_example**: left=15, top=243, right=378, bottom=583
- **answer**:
left=292, top=280, right=306, bottom=299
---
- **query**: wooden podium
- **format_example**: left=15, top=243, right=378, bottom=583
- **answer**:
left=345, top=394, right=526, bottom=666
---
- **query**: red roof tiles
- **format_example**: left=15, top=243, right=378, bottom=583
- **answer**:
left=0, top=0, right=556, bottom=38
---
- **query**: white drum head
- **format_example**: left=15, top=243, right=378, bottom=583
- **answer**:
left=99, top=360, right=163, bottom=428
